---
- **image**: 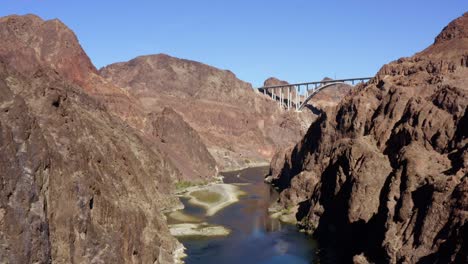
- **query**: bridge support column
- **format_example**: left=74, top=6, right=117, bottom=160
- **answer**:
left=296, top=85, right=299, bottom=111
left=282, top=88, right=285, bottom=109
left=279, top=88, right=282, bottom=108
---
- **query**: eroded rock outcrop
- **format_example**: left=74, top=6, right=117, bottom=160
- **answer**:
left=268, top=13, right=468, bottom=263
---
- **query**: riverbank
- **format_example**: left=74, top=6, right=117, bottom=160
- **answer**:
left=185, top=183, right=245, bottom=216
left=172, top=166, right=318, bottom=264
left=169, top=223, right=231, bottom=237
left=167, top=180, right=246, bottom=237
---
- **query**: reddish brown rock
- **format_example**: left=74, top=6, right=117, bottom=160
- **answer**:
left=263, top=77, right=290, bottom=87
left=269, top=13, right=468, bottom=263
left=0, top=14, right=217, bottom=184
left=0, top=13, right=308, bottom=264
left=262, top=77, right=302, bottom=112
left=312, top=77, right=353, bottom=111
left=146, top=107, right=218, bottom=181
left=0, top=14, right=150, bottom=131
left=0, top=14, right=213, bottom=264
left=0, top=62, right=182, bottom=263
left=100, top=55, right=311, bottom=170
left=0, top=14, right=95, bottom=87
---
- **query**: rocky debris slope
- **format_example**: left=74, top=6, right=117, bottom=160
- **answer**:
left=100, top=55, right=312, bottom=170
left=268, top=13, right=468, bottom=263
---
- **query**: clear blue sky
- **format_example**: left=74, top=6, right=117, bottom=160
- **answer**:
left=1, top=1, right=466, bottom=87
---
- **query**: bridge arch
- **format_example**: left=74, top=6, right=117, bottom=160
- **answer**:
left=257, top=77, right=371, bottom=111
left=298, top=82, right=345, bottom=111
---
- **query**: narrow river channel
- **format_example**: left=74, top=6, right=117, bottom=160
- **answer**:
left=168, top=166, right=319, bottom=264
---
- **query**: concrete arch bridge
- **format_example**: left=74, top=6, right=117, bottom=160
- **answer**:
left=257, top=77, right=372, bottom=111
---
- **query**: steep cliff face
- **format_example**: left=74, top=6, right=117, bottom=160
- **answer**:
left=100, top=55, right=310, bottom=170
left=0, top=61, right=182, bottom=263
left=0, top=14, right=204, bottom=264
left=269, top=13, right=468, bottom=263
left=0, top=14, right=146, bottom=130
left=0, top=14, right=217, bottom=183
left=0, top=14, right=95, bottom=87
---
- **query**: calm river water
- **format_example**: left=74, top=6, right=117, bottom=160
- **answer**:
left=176, top=166, right=319, bottom=264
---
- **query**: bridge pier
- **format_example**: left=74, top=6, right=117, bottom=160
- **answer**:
left=295, top=85, right=298, bottom=111
left=279, top=88, right=282, bottom=108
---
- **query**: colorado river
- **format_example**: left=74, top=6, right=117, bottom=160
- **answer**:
left=167, top=166, right=318, bottom=264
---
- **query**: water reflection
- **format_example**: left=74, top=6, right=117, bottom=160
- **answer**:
left=172, top=166, right=318, bottom=264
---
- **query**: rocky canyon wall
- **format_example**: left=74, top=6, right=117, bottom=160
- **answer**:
left=268, top=13, right=468, bottom=263
left=0, top=14, right=192, bottom=263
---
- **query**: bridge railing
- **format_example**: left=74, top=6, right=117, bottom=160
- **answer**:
left=257, top=77, right=373, bottom=111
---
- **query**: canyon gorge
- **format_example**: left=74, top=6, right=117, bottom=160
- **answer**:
left=0, top=11, right=466, bottom=264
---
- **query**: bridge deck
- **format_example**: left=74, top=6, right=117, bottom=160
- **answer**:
left=257, top=77, right=373, bottom=90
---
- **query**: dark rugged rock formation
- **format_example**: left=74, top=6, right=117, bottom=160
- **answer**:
left=0, top=14, right=200, bottom=263
left=100, top=55, right=312, bottom=170
left=0, top=57, right=181, bottom=263
left=268, top=13, right=468, bottom=263
left=0, top=14, right=218, bottom=183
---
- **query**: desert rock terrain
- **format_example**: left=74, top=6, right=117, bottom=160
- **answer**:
left=268, top=13, right=468, bottom=263
left=100, top=55, right=313, bottom=170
